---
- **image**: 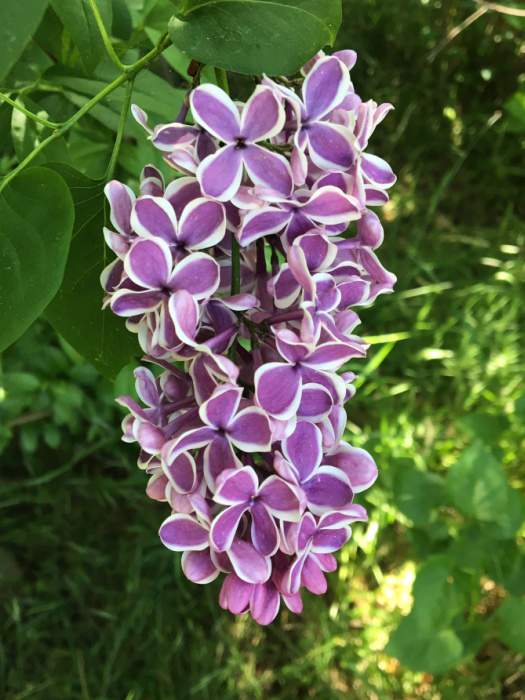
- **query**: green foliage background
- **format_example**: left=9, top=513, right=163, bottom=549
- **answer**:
left=1, top=0, right=525, bottom=698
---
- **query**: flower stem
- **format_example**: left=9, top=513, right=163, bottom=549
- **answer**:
left=214, top=67, right=229, bottom=95
left=0, top=31, right=172, bottom=194
left=0, top=92, right=63, bottom=129
left=106, top=77, right=134, bottom=182
left=87, top=0, right=130, bottom=73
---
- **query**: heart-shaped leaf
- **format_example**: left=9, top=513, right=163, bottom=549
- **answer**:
left=44, top=164, right=141, bottom=380
left=168, top=0, right=342, bottom=76
left=0, top=167, right=74, bottom=353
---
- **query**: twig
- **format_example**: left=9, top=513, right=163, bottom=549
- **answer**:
left=427, top=6, right=488, bottom=63
left=473, top=0, right=525, bottom=17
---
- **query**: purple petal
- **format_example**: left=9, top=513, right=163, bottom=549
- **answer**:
left=241, top=86, right=285, bottom=142
left=131, top=196, right=178, bottom=244
left=228, top=538, right=271, bottom=584
left=169, top=252, right=220, bottom=299
left=250, top=580, right=280, bottom=625
left=104, top=180, right=135, bottom=235
left=303, top=466, right=354, bottom=516
left=303, top=342, right=360, bottom=371
left=134, top=367, right=159, bottom=407
left=296, top=232, right=337, bottom=271
left=220, top=573, right=253, bottom=613
left=164, top=177, right=202, bottom=219
left=243, top=144, right=293, bottom=197
left=254, top=363, right=302, bottom=421
left=151, top=123, right=199, bottom=151
left=131, top=104, right=150, bottom=132
left=301, top=554, right=327, bottom=594
left=203, top=435, right=240, bottom=491
left=297, top=383, right=333, bottom=422
left=214, top=466, right=258, bottom=506
left=168, top=290, right=199, bottom=345
left=197, top=145, right=243, bottom=201
left=125, top=238, right=171, bottom=289
left=312, top=526, right=351, bottom=553
left=178, top=198, right=226, bottom=250
left=324, top=445, right=378, bottom=492
left=237, top=207, right=290, bottom=246
left=228, top=407, right=272, bottom=452
left=258, top=475, right=303, bottom=520
left=272, top=265, right=301, bottom=309
left=303, top=56, right=350, bottom=120
left=360, top=153, right=396, bottom=188
left=308, top=122, right=356, bottom=171
left=284, top=550, right=309, bottom=595
left=181, top=549, right=220, bottom=584
left=159, top=514, right=209, bottom=551
left=190, top=84, right=240, bottom=142
left=137, top=422, right=165, bottom=454
left=301, top=186, right=360, bottom=224
left=282, top=421, right=322, bottom=483
left=251, top=502, right=279, bottom=556
left=110, top=288, right=161, bottom=316
left=200, top=384, right=242, bottom=429
left=210, top=503, right=248, bottom=552
left=165, top=452, right=197, bottom=494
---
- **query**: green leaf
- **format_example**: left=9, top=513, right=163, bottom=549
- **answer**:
left=504, top=90, right=525, bottom=134
left=385, top=555, right=467, bottom=674
left=446, top=441, right=509, bottom=522
left=0, top=1, right=48, bottom=85
left=456, top=412, right=510, bottom=446
left=168, top=0, right=342, bottom=76
left=494, top=598, right=525, bottom=654
left=514, top=391, right=525, bottom=420
left=393, top=467, right=447, bottom=526
left=0, top=168, right=74, bottom=353
left=386, top=624, right=464, bottom=675
left=44, top=163, right=141, bottom=380
left=112, top=0, right=133, bottom=39
left=10, top=96, right=71, bottom=166
left=49, top=0, right=113, bottom=74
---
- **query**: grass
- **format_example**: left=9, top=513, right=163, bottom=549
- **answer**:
left=1, top=1, right=525, bottom=698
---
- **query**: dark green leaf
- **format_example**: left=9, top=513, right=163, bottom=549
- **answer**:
left=504, top=90, right=525, bottom=134
left=0, top=168, right=74, bottom=352
left=168, top=0, right=342, bottom=75
left=0, top=1, right=48, bottom=84
left=456, top=412, right=510, bottom=446
left=10, top=96, right=71, bottom=166
left=494, top=598, right=525, bottom=654
left=44, top=163, right=141, bottom=380
left=393, top=467, right=447, bottom=526
left=446, top=441, right=509, bottom=522
left=49, top=0, right=113, bottom=74
left=385, top=555, right=467, bottom=673
left=112, top=0, right=133, bottom=39
left=386, top=623, right=464, bottom=675
left=514, top=391, right=525, bottom=420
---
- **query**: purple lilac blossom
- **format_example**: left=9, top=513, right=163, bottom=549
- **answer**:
left=102, top=48, right=396, bottom=625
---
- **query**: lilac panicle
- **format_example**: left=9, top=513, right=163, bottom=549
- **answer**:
left=102, top=47, right=396, bottom=625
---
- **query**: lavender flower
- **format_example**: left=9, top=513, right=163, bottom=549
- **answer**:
left=102, top=46, right=396, bottom=625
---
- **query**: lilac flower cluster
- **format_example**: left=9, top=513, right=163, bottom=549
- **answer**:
left=101, top=50, right=396, bottom=624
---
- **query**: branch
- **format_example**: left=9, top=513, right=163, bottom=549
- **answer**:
left=87, top=0, right=130, bottom=72
left=0, top=31, right=172, bottom=194
left=473, top=0, right=525, bottom=16
left=427, top=6, right=488, bottom=63
left=0, top=92, right=62, bottom=129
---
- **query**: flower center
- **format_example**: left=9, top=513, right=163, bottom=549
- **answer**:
left=235, top=137, right=247, bottom=149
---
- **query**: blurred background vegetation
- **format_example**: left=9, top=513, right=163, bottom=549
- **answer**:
left=1, top=0, right=525, bottom=698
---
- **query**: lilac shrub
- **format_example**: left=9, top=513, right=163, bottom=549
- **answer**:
left=101, top=50, right=396, bottom=625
